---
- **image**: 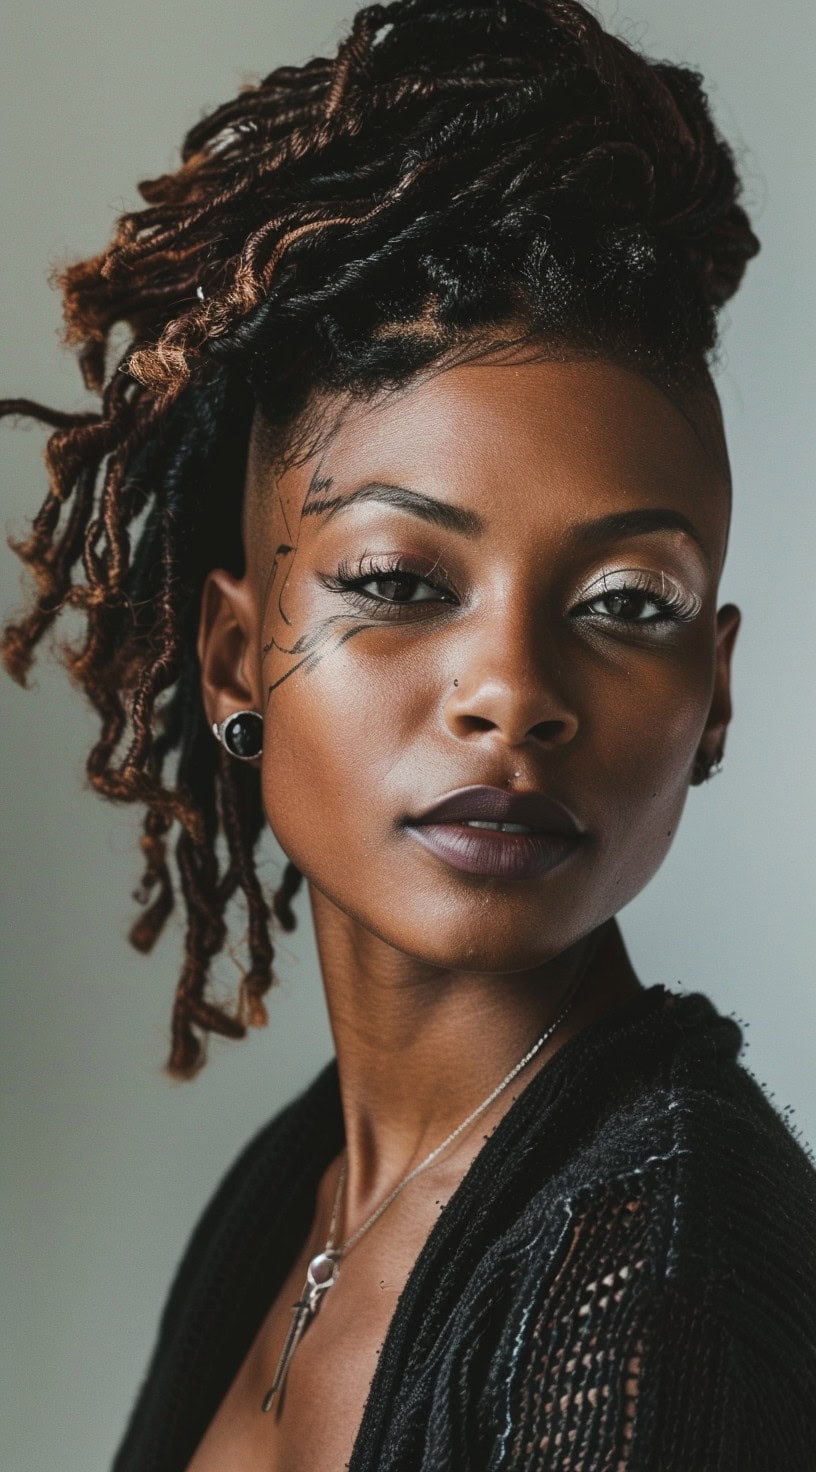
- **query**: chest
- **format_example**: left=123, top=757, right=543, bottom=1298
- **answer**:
left=183, top=1200, right=441, bottom=1472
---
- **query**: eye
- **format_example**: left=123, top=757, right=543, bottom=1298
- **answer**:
left=573, top=569, right=701, bottom=627
left=320, top=555, right=457, bottom=619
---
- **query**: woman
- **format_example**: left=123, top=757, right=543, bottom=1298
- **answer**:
left=3, top=0, right=814, bottom=1467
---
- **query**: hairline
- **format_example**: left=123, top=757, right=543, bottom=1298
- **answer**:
left=244, top=328, right=732, bottom=560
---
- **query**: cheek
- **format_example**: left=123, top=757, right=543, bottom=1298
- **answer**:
left=259, top=633, right=418, bottom=873
left=584, top=643, right=713, bottom=908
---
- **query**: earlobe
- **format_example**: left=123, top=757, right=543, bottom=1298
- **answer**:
left=692, top=602, right=741, bottom=784
left=711, top=602, right=741, bottom=729
left=197, top=568, right=262, bottom=732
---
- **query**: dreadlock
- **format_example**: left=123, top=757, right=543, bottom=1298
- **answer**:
left=1, top=0, right=759, bottom=1079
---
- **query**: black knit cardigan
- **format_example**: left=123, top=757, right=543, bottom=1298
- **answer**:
left=111, top=984, right=816, bottom=1471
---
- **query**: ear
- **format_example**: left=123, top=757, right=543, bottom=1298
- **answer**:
left=692, top=602, right=741, bottom=782
left=197, top=568, right=263, bottom=739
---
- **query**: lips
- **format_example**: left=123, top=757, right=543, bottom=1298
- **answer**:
left=406, top=785, right=584, bottom=836
left=403, top=785, right=586, bottom=880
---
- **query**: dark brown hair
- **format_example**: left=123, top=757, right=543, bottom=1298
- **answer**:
left=1, top=0, right=759, bottom=1078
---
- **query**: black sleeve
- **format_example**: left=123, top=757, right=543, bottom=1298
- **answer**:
left=490, top=1190, right=812, bottom=1470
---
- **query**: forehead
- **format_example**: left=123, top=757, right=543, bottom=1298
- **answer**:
left=246, top=355, right=731, bottom=567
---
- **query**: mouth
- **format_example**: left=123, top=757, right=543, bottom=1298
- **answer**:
left=406, top=782, right=584, bottom=832
left=404, top=821, right=582, bottom=879
left=403, top=785, right=586, bottom=880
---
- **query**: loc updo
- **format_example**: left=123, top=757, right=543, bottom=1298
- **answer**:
left=1, top=0, right=759, bottom=1077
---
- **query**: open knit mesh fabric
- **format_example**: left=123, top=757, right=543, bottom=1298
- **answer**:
left=509, top=1193, right=647, bottom=1468
left=110, top=985, right=816, bottom=1472
left=482, top=1168, right=815, bottom=1472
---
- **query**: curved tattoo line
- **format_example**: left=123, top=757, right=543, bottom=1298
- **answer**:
left=272, top=490, right=301, bottom=628
left=260, top=542, right=294, bottom=626
left=277, top=488, right=294, bottom=543
left=261, top=468, right=333, bottom=644
left=262, top=595, right=391, bottom=661
left=266, top=621, right=375, bottom=707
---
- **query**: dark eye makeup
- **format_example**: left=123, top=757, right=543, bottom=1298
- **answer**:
left=320, top=553, right=701, bottom=629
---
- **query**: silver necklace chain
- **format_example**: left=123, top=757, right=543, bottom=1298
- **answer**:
left=261, top=942, right=597, bottom=1413
left=327, top=949, right=596, bottom=1254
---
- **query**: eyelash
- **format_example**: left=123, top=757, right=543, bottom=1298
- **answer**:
left=322, top=555, right=700, bottom=627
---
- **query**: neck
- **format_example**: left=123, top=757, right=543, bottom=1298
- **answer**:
left=306, top=895, right=644, bottom=1222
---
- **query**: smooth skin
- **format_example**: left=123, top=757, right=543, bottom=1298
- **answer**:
left=190, top=353, right=739, bottom=1471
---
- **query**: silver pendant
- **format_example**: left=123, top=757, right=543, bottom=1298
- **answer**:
left=261, top=1250, right=341, bottom=1412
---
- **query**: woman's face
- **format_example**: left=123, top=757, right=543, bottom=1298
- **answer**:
left=200, top=354, right=739, bottom=972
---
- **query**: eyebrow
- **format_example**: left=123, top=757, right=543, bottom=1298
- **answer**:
left=304, top=480, right=707, bottom=562
left=303, top=480, right=485, bottom=538
left=569, top=507, right=709, bottom=562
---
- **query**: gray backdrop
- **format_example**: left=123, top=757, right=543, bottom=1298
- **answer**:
left=2, top=2, right=813, bottom=1469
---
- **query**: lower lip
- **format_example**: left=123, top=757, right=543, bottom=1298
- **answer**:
left=404, top=822, right=583, bottom=879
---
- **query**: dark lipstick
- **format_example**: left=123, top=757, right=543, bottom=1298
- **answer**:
left=403, top=785, right=586, bottom=880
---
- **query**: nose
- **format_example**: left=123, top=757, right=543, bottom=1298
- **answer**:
left=442, top=605, right=579, bottom=752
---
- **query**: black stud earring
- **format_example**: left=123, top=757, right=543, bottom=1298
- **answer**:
left=212, top=710, right=264, bottom=760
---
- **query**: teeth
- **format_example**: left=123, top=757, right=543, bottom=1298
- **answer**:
left=461, top=820, right=535, bottom=834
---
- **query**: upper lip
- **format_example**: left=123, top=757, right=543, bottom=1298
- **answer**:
left=407, top=785, right=585, bottom=836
